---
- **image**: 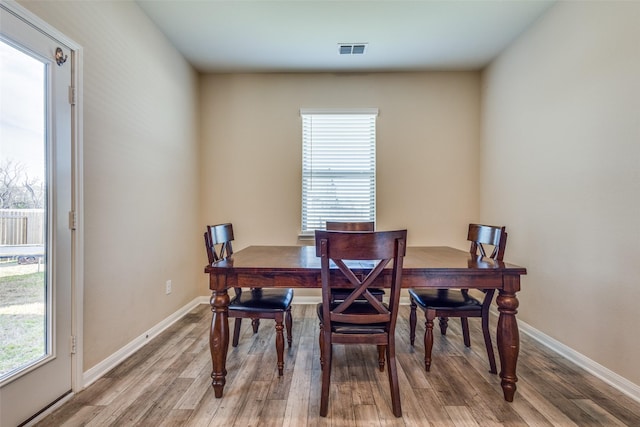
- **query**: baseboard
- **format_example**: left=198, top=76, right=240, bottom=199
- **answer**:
left=514, top=315, right=640, bottom=403
left=291, top=296, right=320, bottom=304
left=82, top=296, right=208, bottom=388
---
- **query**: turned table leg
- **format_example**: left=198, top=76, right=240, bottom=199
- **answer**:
left=210, top=289, right=230, bottom=398
left=496, top=275, right=520, bottom=402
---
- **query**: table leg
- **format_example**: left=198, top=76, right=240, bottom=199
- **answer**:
left=275, top=317, right=284, bottom=376
left=496, top=278, right=520, bottom=402
left=424, top=308, right=435, bottom=372
left=210, top=289, right=230, bottom=398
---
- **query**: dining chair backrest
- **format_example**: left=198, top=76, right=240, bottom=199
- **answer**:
left=325, top=221, right=375, bottom=232
left=468, top=224, right=507, bottom=261
left=315, top=229, right=407, bottom=327
left=204, top=223, right=234, bottom=264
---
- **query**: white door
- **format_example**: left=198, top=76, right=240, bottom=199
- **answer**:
left=0, top=4, right=74, bottom=426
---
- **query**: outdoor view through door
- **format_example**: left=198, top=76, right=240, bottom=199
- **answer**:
left=0, top=39, right=48, bottom=382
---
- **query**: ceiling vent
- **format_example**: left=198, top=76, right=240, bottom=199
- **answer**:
left=338, top=43, right=367, bottom=55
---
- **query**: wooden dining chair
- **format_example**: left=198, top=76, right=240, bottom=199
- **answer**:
left=409, top=224, right=507, bottom=374
left=204, top=223, right=293, bottom=376
left=315, top=229, right=407, bottom=417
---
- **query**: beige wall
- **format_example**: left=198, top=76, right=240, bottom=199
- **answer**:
left=199, top=72, right=481, bottom=256
left=18, top=1, right=203, bottom=371
left=481, top=1, right=640, bottom=385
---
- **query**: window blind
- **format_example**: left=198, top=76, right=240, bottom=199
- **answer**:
left=301, top=110, right=377, bottom=233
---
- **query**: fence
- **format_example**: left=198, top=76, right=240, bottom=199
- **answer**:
left=0, top=209, right=45, bottom=246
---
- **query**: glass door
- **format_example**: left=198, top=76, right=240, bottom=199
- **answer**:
left=0, top=4, right=73, bottom=426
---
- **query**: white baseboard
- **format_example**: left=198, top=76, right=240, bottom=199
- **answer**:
left=291, top=296, right=320, bottom=304
left=82, top=296, right=208, bottom=388
left=515, top=315, right=640, bottom=403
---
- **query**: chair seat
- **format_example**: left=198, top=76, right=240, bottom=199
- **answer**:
left=317, top=302, right=387, bottom=334
left=408, top=288, right=481, bottom=311
left=230, top=288, right=293, bottom=312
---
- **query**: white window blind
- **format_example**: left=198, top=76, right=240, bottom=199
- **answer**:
left=301, top=109, right=377, bottom=233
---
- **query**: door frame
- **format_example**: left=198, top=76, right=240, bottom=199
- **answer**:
left=2, top=0, right=84, bottom=406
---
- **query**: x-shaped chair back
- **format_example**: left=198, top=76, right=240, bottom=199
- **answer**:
left=204, top=223, right=234, bottom=264
left=468, top=223, right=506, bottom=261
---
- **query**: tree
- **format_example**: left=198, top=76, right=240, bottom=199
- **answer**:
left=0, top=159, right=45, bottom=209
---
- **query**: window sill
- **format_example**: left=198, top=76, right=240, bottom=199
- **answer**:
left=297, top=233, right=315, bottom=241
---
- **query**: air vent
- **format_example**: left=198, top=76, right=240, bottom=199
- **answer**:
left=338, top=43, right=368, bottom=55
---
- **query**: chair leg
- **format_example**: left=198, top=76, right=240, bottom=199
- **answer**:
left=424, top=308, right=436, bottom=372
left=482, top=312, right=498, bottom=374
left=285, top=307, right=293, bottom=347
left=377, top=345, right=386, bottom=372
left=439, top=316, right=449, bottom=335
left=319, top=322, right=324, bottom=371
left=252, top=318, right=260, bottom=333
left=461, top=317, right=471, bottom=347
left=275, top=314, right=285, bottom=376
left=385, top=338, right=402, bottom=417
left=319, top=331, right=332, bottom=417
left=232, top=318, right=242, bottom=347
left=409, top=297, right=417, bottom=346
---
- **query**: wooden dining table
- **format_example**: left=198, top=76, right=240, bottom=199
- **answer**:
left=204, top=245, right=527, bottom=402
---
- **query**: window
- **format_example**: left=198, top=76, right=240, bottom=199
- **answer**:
left=300, top=109, right=377, bottom=234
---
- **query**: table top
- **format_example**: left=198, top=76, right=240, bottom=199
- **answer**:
left=204, top=245, right=527, bottom=277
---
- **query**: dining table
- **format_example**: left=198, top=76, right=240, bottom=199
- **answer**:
left=204, top=245, right=527, bottom=402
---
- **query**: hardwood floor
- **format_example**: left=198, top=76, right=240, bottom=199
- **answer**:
left=36, top=304, right=640, bottom=426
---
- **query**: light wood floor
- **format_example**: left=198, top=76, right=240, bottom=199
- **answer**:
left=36, top=304, right=640, bottom=426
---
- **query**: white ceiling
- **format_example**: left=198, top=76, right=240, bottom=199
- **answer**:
left=136, top=0, right=555, bottom=73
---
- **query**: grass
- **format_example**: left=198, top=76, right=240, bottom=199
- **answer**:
left=0, top=270, right=46, bottom=376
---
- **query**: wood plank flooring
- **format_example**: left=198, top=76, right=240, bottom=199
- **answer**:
left=35, top=304, right=640, bottom=426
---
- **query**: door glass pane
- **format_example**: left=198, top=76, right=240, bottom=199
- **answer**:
left=0, top=40, right=48, bottom=381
